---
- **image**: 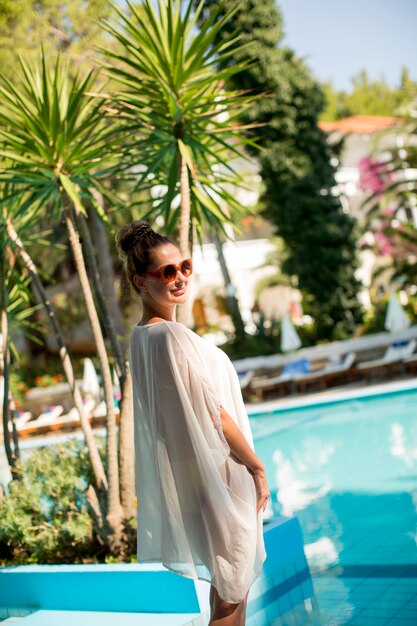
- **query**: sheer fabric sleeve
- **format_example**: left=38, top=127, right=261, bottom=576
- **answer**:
left=152, top=324, right=231, bottom=469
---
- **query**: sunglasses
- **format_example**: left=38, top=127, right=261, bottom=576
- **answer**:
left=145, top=258, right=193, bottom=283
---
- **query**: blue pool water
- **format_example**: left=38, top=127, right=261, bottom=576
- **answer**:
left=2, top=386, right=417, bottom=624
left=252, top=388, right=417, bottom=625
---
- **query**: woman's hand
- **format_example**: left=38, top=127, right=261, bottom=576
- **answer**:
left=251, top=464, right=270, bottom=514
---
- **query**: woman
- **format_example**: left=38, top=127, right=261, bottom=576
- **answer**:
left=116, top=220, right=269, bottom=626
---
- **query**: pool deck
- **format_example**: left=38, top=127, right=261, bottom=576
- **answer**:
left=245, top=375, right=417, bottom=416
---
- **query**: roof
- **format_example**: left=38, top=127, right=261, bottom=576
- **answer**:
left=318, top=115, right=404, bottom=134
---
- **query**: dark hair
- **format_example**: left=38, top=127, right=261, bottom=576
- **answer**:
left=115, top=220, right=174, bottom=297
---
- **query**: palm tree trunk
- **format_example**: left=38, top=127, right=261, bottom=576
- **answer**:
left=77, top=210, right=135, bottom=520
left=63, top=200, right=123, bottom=536
left=9, top=394, right=20, bottom=461
left=3, top=246, right=21, bottom=463
left=176, top=154, right=192, bottom=325
left=86, top=203, right=126, bottom=354
left=118, top=360, right=135, bottom=519
left=211, top=225, right=247, bottom=344
left=0, top=260, right=16, bottom=474
left=179, top=155, right=191, bottom=258
left=77, top=211, right=126, bottom=388
left=5, top=218, right=108, bottom=492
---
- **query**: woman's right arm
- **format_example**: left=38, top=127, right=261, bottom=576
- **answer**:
left=219, top=405, right=270, bottom=513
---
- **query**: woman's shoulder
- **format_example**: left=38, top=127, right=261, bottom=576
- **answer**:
left=151, top=320, right=193, bottom=333
left=133, top=320, right=195, bottom=341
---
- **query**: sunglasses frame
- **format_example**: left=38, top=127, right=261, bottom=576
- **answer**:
left=145, top=258, right=193, bottom=283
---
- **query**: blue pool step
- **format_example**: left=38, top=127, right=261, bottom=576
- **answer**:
left=2, top=611, right=201, bottom=625
left=0, top=516, right=316, bottom=625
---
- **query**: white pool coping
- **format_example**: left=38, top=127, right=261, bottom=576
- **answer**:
left=246, top=377, right=417, bottom=416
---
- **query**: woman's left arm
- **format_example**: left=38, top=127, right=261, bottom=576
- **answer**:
left=219, top=405, right=270, bottom=513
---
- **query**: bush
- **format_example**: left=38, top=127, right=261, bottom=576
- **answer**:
left=9, top=353, right=87, bottom=404
left=219, top=315, right=318, bottom=360
left=360, top=294, right=417, bottom=336
left=0, top=437, right=113, bottom=565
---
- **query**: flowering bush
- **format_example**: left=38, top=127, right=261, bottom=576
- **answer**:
left=33, top=374, right=64, bottom=388
left=358, top=157, right=395, bottom=197
left=10, top=372, right=65, bottom=408
left=358, top=204, right=415, bottom=259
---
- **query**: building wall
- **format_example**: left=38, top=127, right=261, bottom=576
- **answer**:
left=186, top=237, right=281, bottom=332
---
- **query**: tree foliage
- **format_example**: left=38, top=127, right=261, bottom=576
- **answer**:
left=320, top=68, right=417, bottom=121
left=0, top=54, right=120, bottom=217
left=100, top=0, right=260, bottom=248
left=198, top=0, right=363, bottom=339
left=0, top=0, right=113, bottom=81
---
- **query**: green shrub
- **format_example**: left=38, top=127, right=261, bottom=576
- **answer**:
left=219, top=315, right=318, bottom=360
left=0, top=437, right=111, bottom=565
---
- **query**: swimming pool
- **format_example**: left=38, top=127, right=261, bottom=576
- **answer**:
left=252, top=386, right=417, bottom=625
left=2, top=383, right=417, bottom=624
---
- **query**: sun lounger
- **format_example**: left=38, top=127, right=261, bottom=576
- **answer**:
left=250, top=359, right=310, bottom=400
left=357, top=339, right=416, bottom=380
left=236, top=369, right=255, bottom=402
left=324, top=352, right=357, bottom=386
left=15, top=405, right=65, bottom=437
left=0, top=411, right=33, bottom=434
left=293, top=352, right=356, bottom=393
left=251, top=371, right=293, bottom=400
left=237, top=369, right=255, bottom=390
left=25, top=405, right=65, bottom=428
left=16, top=398, right=103, bottom=438
left=14, top=411, right=33, bottom=428
left=403, top=353, right=417, bottom=375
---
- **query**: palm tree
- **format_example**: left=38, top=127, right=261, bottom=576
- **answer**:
left=1, top=202, right=109, bottom=493
left=75, top=207, right=135, bottom=519
left=0, top=53, right=127, bottom=544
left=0, top=208, right=43, bottom=474
left=100, top=0, right=260, bottom=326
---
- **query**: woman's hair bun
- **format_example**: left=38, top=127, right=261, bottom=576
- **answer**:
left=116, top=220, right=153, bottom=254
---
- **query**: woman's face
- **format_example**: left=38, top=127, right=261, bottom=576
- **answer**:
left=134, top=243, right=190, bottom=305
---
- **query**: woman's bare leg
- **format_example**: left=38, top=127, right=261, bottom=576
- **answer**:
left=208, top=584, right=247, bottom=625
left=239, top=590, right=250, bottom=626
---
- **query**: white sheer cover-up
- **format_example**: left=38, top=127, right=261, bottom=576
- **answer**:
left=129, top=320, right=267, bottom=603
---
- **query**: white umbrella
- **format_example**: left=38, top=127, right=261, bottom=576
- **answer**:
left=112, top=364, right=121, bottom=407
left=280, top=314, right=302, bottom=353
left=82, top=358, right=101, bottom=401
left=385, top=292, right=411, bottom=333
left=112, top=365, right=120, bottom=394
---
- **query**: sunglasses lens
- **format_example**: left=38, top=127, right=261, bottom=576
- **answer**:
left=161, top=260, right=192, bottom=282
left=163, top=265, right=177, bottom=281
left=181, top=260, right=192, bottom=276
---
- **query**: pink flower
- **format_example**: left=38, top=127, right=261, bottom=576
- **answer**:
left=358, top=157, right=395, bottom=197
left=374, top=231, right=393, bottom=256
left=382, top=206, right=396, bottom=217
